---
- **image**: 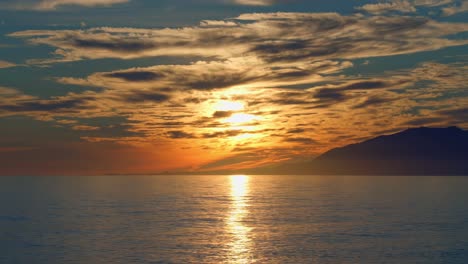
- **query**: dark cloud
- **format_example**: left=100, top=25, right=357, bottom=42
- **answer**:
left=0, top=98, right=90, bottom=112
left=167, top=129, right=249, bottom=139
left=352, top=96, right=393, bottom=109
left=401, top=107, right=468, bottom=129
left=341, top=81, right=387, bottom=90
left=313, top=88, right=348, bottom=102
left=155, top=121, right=186, bottom=127
left=212, top=111, right=234, bottom=118
left=183, top=97, right=204, bottom=104
left=103, top=71, right=165, bottom=82
left=287, top=128, right=305, bottom=134
left=372, top=17, right=428, bottom=33
left=178, top=70, right=262, bottom=91
left=333, top=80, right=409, bottom=91
left=274, top=69, right=314, bottom=79
left=202, top=130, right=244, bottom=138
left=438, top=107, right=468, bottom=120
left=123, top=92, right=170, bottom=103
left=250, top=39, right=308, bottom=55
left=251, top=42, right=343, bottom=63
left=77, top=61, right=276, bottom=92
left=267, top=91, right=313, bottom=105
left=271, top=99, right=312, bottom=105
left=284, top=137, right=316, bottom=143
left=310, top=79, right=409, bottom=106
left=72, top=38, right=157, bottom=53
left=167, top=130, right=195, bottom=139
left=403, top=117, right=445, bottom=126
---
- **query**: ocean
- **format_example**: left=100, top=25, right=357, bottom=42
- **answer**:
left=1, top=175, right=467, bottom=263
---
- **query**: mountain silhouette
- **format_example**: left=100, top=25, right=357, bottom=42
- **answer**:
left=178, top=126, right=468, bottom=175
left=308, top=126, right=468, bottom=175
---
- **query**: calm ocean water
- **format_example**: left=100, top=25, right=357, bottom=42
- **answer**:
left=1, top=175, right=468, bottom=263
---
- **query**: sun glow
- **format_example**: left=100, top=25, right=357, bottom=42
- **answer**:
left=224, top=113, right=258, bottom=124
left=215, top=100, right=245, bottom=112
left=227, top=175, right=251, bottom=262
left=231, top=133, right=256, bottom=141
left=230, top=175, right=249, bottom=197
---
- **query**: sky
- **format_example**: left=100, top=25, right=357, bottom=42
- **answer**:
left=0, top=0, right=467, bottom=175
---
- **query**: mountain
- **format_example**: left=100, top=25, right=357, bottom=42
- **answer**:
left=306, top=126, right=468, bottom=175
left=179, top=126, right=468, bottom=176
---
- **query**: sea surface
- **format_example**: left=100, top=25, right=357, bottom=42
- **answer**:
left=1, top=175, right=468, bottom=263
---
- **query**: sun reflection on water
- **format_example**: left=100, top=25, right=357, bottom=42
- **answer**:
left=227, top=175, right=252, bottom=263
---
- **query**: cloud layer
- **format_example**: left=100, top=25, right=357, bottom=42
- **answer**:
left=2, top=10, right=468, bottom=173
left=10, top=12, right=468, bottom=64
left=357, top=0, right=468, bottom=16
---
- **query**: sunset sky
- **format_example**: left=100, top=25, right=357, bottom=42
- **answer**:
left=0, top=0, right=467, bottom=175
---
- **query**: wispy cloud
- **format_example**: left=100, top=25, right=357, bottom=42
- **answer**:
left=0, top=60, right=16, bottom=68
left=0, top=87, right=36, bottom=101
left=413, top=0, right=454, bottom=7
left=10, top=13, right=468, bottom=64
left=442, top=1, right=468, bottom=15
left=0, top=0, right=129, bottom=11
left=357, top=0, right=416, bottom=14
left=232, top=0, right=274, bottom=5
left=356, top=0, right=458, bottom=14
left=230, top=0, right=295, bottom=6
left=3, top=11, right=468, bottom=172
left=58, top=58, right=349, bottom=91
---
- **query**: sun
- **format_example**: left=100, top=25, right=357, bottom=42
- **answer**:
left=212, top=100, right=259, bottom=124
left=215, top=100, right=245, bottom=112
left=224, top=113, right=258, bottom=124
left=230, top=175, right=249, bottom=199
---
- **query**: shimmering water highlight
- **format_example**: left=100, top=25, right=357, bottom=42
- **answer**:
left=1, top=175, right=468, bottom=263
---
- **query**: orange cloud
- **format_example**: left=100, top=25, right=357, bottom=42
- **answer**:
left=2, top=11, right=468, bottom=173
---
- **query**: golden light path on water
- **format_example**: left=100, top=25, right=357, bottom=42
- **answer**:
left=227, top=175, right=252, bottom=263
